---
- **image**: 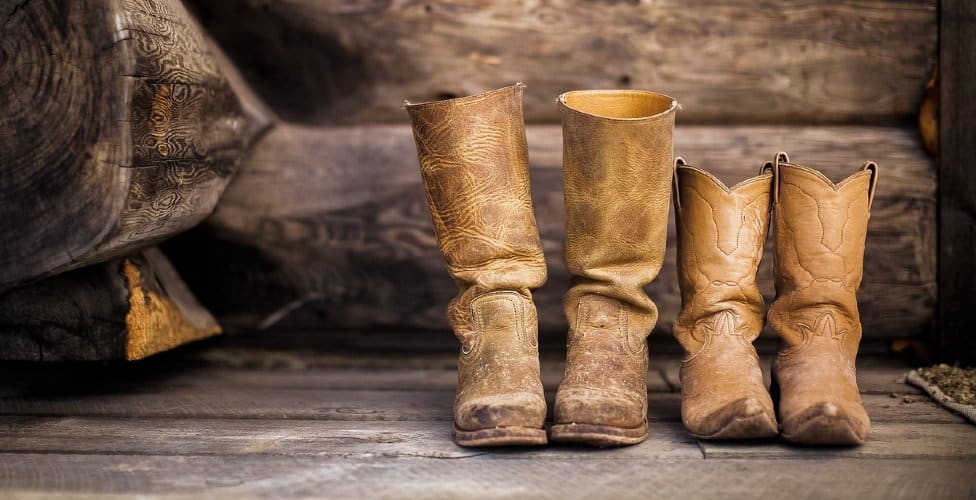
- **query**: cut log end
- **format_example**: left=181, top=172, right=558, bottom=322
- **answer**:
left=122, top=255, right=221, bottom=361
left=0, top=0, right=271, bottom=290
left=0, top=248, right=219, bottom=362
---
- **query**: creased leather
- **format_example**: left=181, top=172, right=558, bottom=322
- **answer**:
left=405, top=84, right=547, bottom=434
left=554, top=90, right=678, bottom=432
left=768, top=153, right=877, bottom=445
left=672, top=160, right=778, bottom=439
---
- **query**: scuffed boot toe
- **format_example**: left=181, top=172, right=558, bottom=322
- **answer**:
left=550, top=387, right=648, bottom=447
left=686, top=396, right=778, bottom=440
left=453, top=392, right=548, bottom=447
left=780, top=401, right=870, bottom=446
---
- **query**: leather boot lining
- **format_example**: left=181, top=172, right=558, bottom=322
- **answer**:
left=560, top=90, right=676, bottom=120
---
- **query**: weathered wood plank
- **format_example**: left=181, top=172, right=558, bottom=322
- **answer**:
left=166, top=124, right=935, bottom=338
left=0, top=357, right=669, bottom=395
left=701, top=423, right=976, bottom=459
left=0, top=389, right=958, bottom=424
left=0, top=0, right=270, bottom=289
left=3, top=413, right=971, bottom=462
left=190, top=0, right=937, bottom=125
left=938, top=0, right=976, bottom=364
left=0, top=348, right=670, bottom=393
left=0, top=418, right=698, bottom=459
left=0, top=248, right=219, bottom=361
left=0, top=455, right=972, bottom=499
left=183, top=349, right=673, bottom=393
left=2, top=417, right=969, bottom=461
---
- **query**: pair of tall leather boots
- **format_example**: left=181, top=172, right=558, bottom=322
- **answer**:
left=405, top=84, right=877, bottom=448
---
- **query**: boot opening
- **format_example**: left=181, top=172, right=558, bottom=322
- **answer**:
left=560, top=90, right=677, bottom=120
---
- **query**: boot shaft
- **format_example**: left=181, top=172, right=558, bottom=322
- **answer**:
left=405, top=85, right=547, bottom=347
left=672, top=159, right=773, bottom=353
left=768, top=153, right=878, bottom=357
left=559, top=90, right=678, bottom=338
left=405, top=84, right=547, bottom=295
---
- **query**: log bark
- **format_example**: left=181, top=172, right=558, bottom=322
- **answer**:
left=0, top=0, right=271, bottom=290
left=164, top=124, right=936, bottom=339
left=0, top=247, right=219, bottom=361
left=189, top=0, right=937, bottom=125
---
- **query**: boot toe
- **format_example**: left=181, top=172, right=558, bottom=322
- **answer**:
left=780, top=400, right=870, bottom=446
left=685, top=396, right=778, bottom=440
left=553, top=387, right=646, bottom=428
left=455, top=392, right=546, bottom=431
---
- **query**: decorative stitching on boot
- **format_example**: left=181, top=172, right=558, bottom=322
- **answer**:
left=470, top=291, right=526, bottom=355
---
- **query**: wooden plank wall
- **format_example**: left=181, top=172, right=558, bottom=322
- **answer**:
left=166, top=124, right=935, bottom=338
left=190, top=0, right=937, bottom=125
left=167, top=0, right=940, bottom=341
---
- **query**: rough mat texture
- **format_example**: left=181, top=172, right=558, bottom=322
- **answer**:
left=907, top=368, right=976, bottom=425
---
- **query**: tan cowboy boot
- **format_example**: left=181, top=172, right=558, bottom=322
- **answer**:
left=768, top=152, right=877, bottom=445
left=672, top=158, right=778, bottom=440
left=550, top=90, right=678, bottom=446
left=405, top=84, right=548, bottom=447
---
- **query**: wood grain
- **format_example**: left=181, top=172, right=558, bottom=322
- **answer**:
left=0, top=417, right=698, bottom=459
left=700, top=423, right=976, bottom=459
left=189, top=0, right=937, bottom=125
left=0, top=0, right=270, bottom=289
left=3, top=417, right=970, bottom=461
left=166, top=124, right=935, bottom=338
left=0, top=247, right=219, bottom=361
left=0, top=455, right=972, bottom=499
left=0, top=389, right=956, bottom=424
left=0, top=346, right=969, bottom=498
left=0, top=349, right=670, bottom=394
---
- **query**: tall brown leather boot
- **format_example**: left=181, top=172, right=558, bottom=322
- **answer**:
left=671, top=158, right=779, bottom=440
left=405, top=84, right=548, bottom=447
left=550, top=90, right=678, bottom=446
left=768, top=152, right=878, bottom=445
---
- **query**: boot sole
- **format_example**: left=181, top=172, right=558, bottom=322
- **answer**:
left=548, top=422, right=648, bottom=447
left=781, top=414, right=865, bottom=446
left=689, top=412, right=779, bottom=441
left=453, top=425, right=548, bottom=447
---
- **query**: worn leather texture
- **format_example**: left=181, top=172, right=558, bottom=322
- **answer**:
left=768, top=153, right=878, bottom=445
left=554, top=90, right=677, bottom=435
left=672, top=159, right=778, bottom=439
left=405, top=84, right=548, bottom=436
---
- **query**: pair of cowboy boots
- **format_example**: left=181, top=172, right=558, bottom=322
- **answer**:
left=673, top=152, right=877, bottom=445
left=405, top=84, right=677, bottom=447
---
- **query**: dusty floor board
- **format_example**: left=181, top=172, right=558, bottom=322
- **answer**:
left=1, top=417, right=971, bottom=460
left=0, top=418, right=699, bottom=460
left=0, top=455, right=972, bottom=499
left=700, top=423, right=976, bottom=459
left=0, top=342, right=971, bottom=499
left=0, top=389, right=959, bottom=424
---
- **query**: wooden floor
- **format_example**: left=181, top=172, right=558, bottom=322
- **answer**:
left=0, top=333, right=973, bottom=499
